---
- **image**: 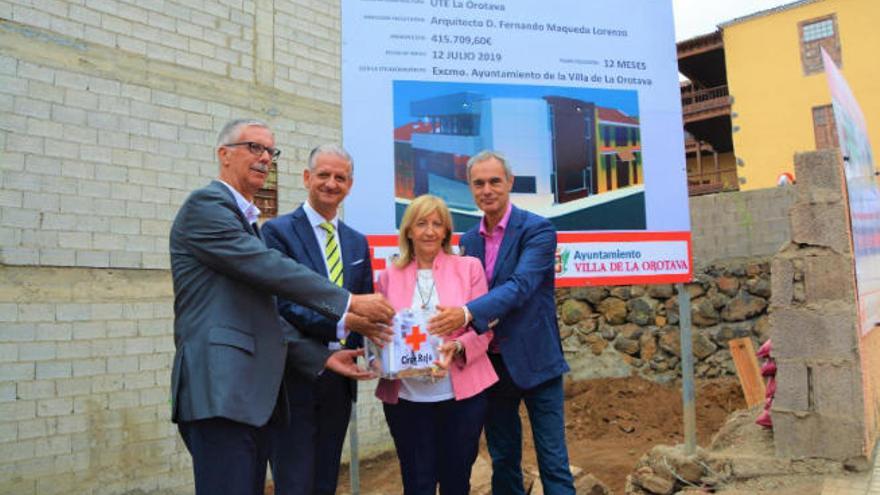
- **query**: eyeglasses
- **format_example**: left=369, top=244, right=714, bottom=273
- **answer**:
left=224, top=141, right=282, bottom=159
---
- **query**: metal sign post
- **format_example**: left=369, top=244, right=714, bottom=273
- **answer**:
left=676, top=282, right=697, bottom=455
left=349, top=405, right=360, bottom=494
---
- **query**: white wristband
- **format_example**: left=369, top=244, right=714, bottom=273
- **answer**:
left=461, top=305, right=472, bottom=325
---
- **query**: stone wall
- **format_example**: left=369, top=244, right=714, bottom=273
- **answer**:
left=556, top=185, right=794, bottom=384
left=557, top=258, right=771, bottom=383
left=557, top=187, right=795, bottom=381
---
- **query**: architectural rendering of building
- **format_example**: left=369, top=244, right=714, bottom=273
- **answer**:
left=394, top=92, right=643, bottom=218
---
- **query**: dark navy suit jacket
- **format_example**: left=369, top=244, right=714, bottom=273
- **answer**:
left=460, top=205, right=569, bottom=390
left=262, top=205, right=374, bottom=399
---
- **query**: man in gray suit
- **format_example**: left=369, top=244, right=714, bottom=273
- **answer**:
left=169, top=118, right=393, bottom=495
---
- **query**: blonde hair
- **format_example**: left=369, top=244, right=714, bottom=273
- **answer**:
left=395, top=195, right=454, bottom=268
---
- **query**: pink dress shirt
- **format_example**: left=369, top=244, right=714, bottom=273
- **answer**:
left=480, top=202, right=513, bottom=282
left=479, top=202, right=512, bottom=352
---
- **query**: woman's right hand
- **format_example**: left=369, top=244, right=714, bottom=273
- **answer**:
left=428, top=305, right=470, bottom=336
left=434, top=340, right=461, bottom=370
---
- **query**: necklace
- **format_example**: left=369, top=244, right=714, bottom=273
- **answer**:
left=416, top=272, right=435, bottom=310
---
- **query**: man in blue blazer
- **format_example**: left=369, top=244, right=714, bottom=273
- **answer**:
left=262, top=145, right=389, bottom=495
left=431, top=150, right=575, bottom=494
left=170, top=120, right=393, bottom=495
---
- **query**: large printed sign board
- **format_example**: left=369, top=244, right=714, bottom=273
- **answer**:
left=343, top=0, right=691, bottom=286
left=823, top=49, right=880, bottom=336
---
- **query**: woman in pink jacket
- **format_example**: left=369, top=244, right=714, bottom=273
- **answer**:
left=375, top=194, right=498, bottom=495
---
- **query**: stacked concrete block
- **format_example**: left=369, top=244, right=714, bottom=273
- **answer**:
left=0, top=1, right=346, bottom=493
left=273, top=0, right=342, bottom=104
left=0, top=266, right=186, bottom=494
left=690, top=187, right=794, bottom=266
left=770, top=149, right=866, bottom=460
left=1, top=2, right=344, bottom=270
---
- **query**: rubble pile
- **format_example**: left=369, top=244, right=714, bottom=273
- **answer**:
left=624, top=445, right=715, bottom=495
left=623, top=409, right=854, bottom=495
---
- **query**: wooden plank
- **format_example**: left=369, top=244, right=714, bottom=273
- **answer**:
left=729, top=337, right=767, bottom=408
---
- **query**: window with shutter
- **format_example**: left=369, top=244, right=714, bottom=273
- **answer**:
left=799, top=15, right=842, bottom=75
left=812, top=104, right=839, bottom=150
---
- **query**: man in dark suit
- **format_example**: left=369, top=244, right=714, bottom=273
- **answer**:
left=262, top=144, right=388, bottom=495
left=431, top=150, right=575, bottom=494
left=169, top=119, right=394, bottom=495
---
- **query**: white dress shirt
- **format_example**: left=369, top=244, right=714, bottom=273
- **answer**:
left=218, top=179, right=261, bottom=224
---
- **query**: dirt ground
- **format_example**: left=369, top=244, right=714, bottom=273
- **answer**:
left=334, top=376, right=746, bottom=494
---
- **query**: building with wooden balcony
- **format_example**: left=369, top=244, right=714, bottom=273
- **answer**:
left=678, top=0, right=880, bottom=193
left=677, top=31, right=738, bottom=196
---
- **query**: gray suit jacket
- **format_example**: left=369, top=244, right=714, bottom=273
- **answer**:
left=169, top=180, right=350, bottom=427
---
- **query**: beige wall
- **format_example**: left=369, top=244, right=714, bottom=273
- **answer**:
left=860, top=324, right=880, bottom=456
left=0, top=266, right=184, bottom=494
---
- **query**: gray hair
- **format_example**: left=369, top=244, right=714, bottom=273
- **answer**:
left=466, top=150, right=512, bottom=180
left=308, top=144, right=354, bottom=174
left=216, top=118, right=270, bottom=148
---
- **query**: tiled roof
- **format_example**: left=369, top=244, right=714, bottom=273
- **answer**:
left=598, top=107, right=639, bottom=125
left=719, top=0, right=825, bottom=28
left=393, top=121, right=434, bottom=141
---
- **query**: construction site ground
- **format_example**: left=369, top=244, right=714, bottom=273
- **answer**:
left=334, top=375, right=745, bottom=494
left=321, top=375, right=880, bottom=495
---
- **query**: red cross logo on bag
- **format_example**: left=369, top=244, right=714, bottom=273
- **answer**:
left=405, top=325, right=427, bottom=352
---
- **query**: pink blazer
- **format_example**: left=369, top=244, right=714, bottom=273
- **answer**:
left=374, top=251, right=498, bottom=404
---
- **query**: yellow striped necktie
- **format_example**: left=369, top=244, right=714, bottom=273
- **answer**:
left=320, top=222, right=344, bottom=287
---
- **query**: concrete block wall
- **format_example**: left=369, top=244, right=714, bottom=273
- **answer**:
left=273, top=0, right=341, bottom=103
left=1, top=0, right=339, bottom=104
left=0, top=266, right=187, bottom=494
left=0, top=2, right=363, bottom=494
left=769, top=149, right=867, bottom=460
left=689, top=186, right=794, bottom=265
left=0, top=264, right=393, bottom=494
left=0, top=3, right=342, bottom=269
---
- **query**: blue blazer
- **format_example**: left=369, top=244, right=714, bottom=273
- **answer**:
left=460, top=205, right=569, bottom=390
left=262, top=206, right=374, bottom=395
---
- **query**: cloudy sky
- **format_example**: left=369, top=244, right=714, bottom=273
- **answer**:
left=672, top=0, right=799, bottom=40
